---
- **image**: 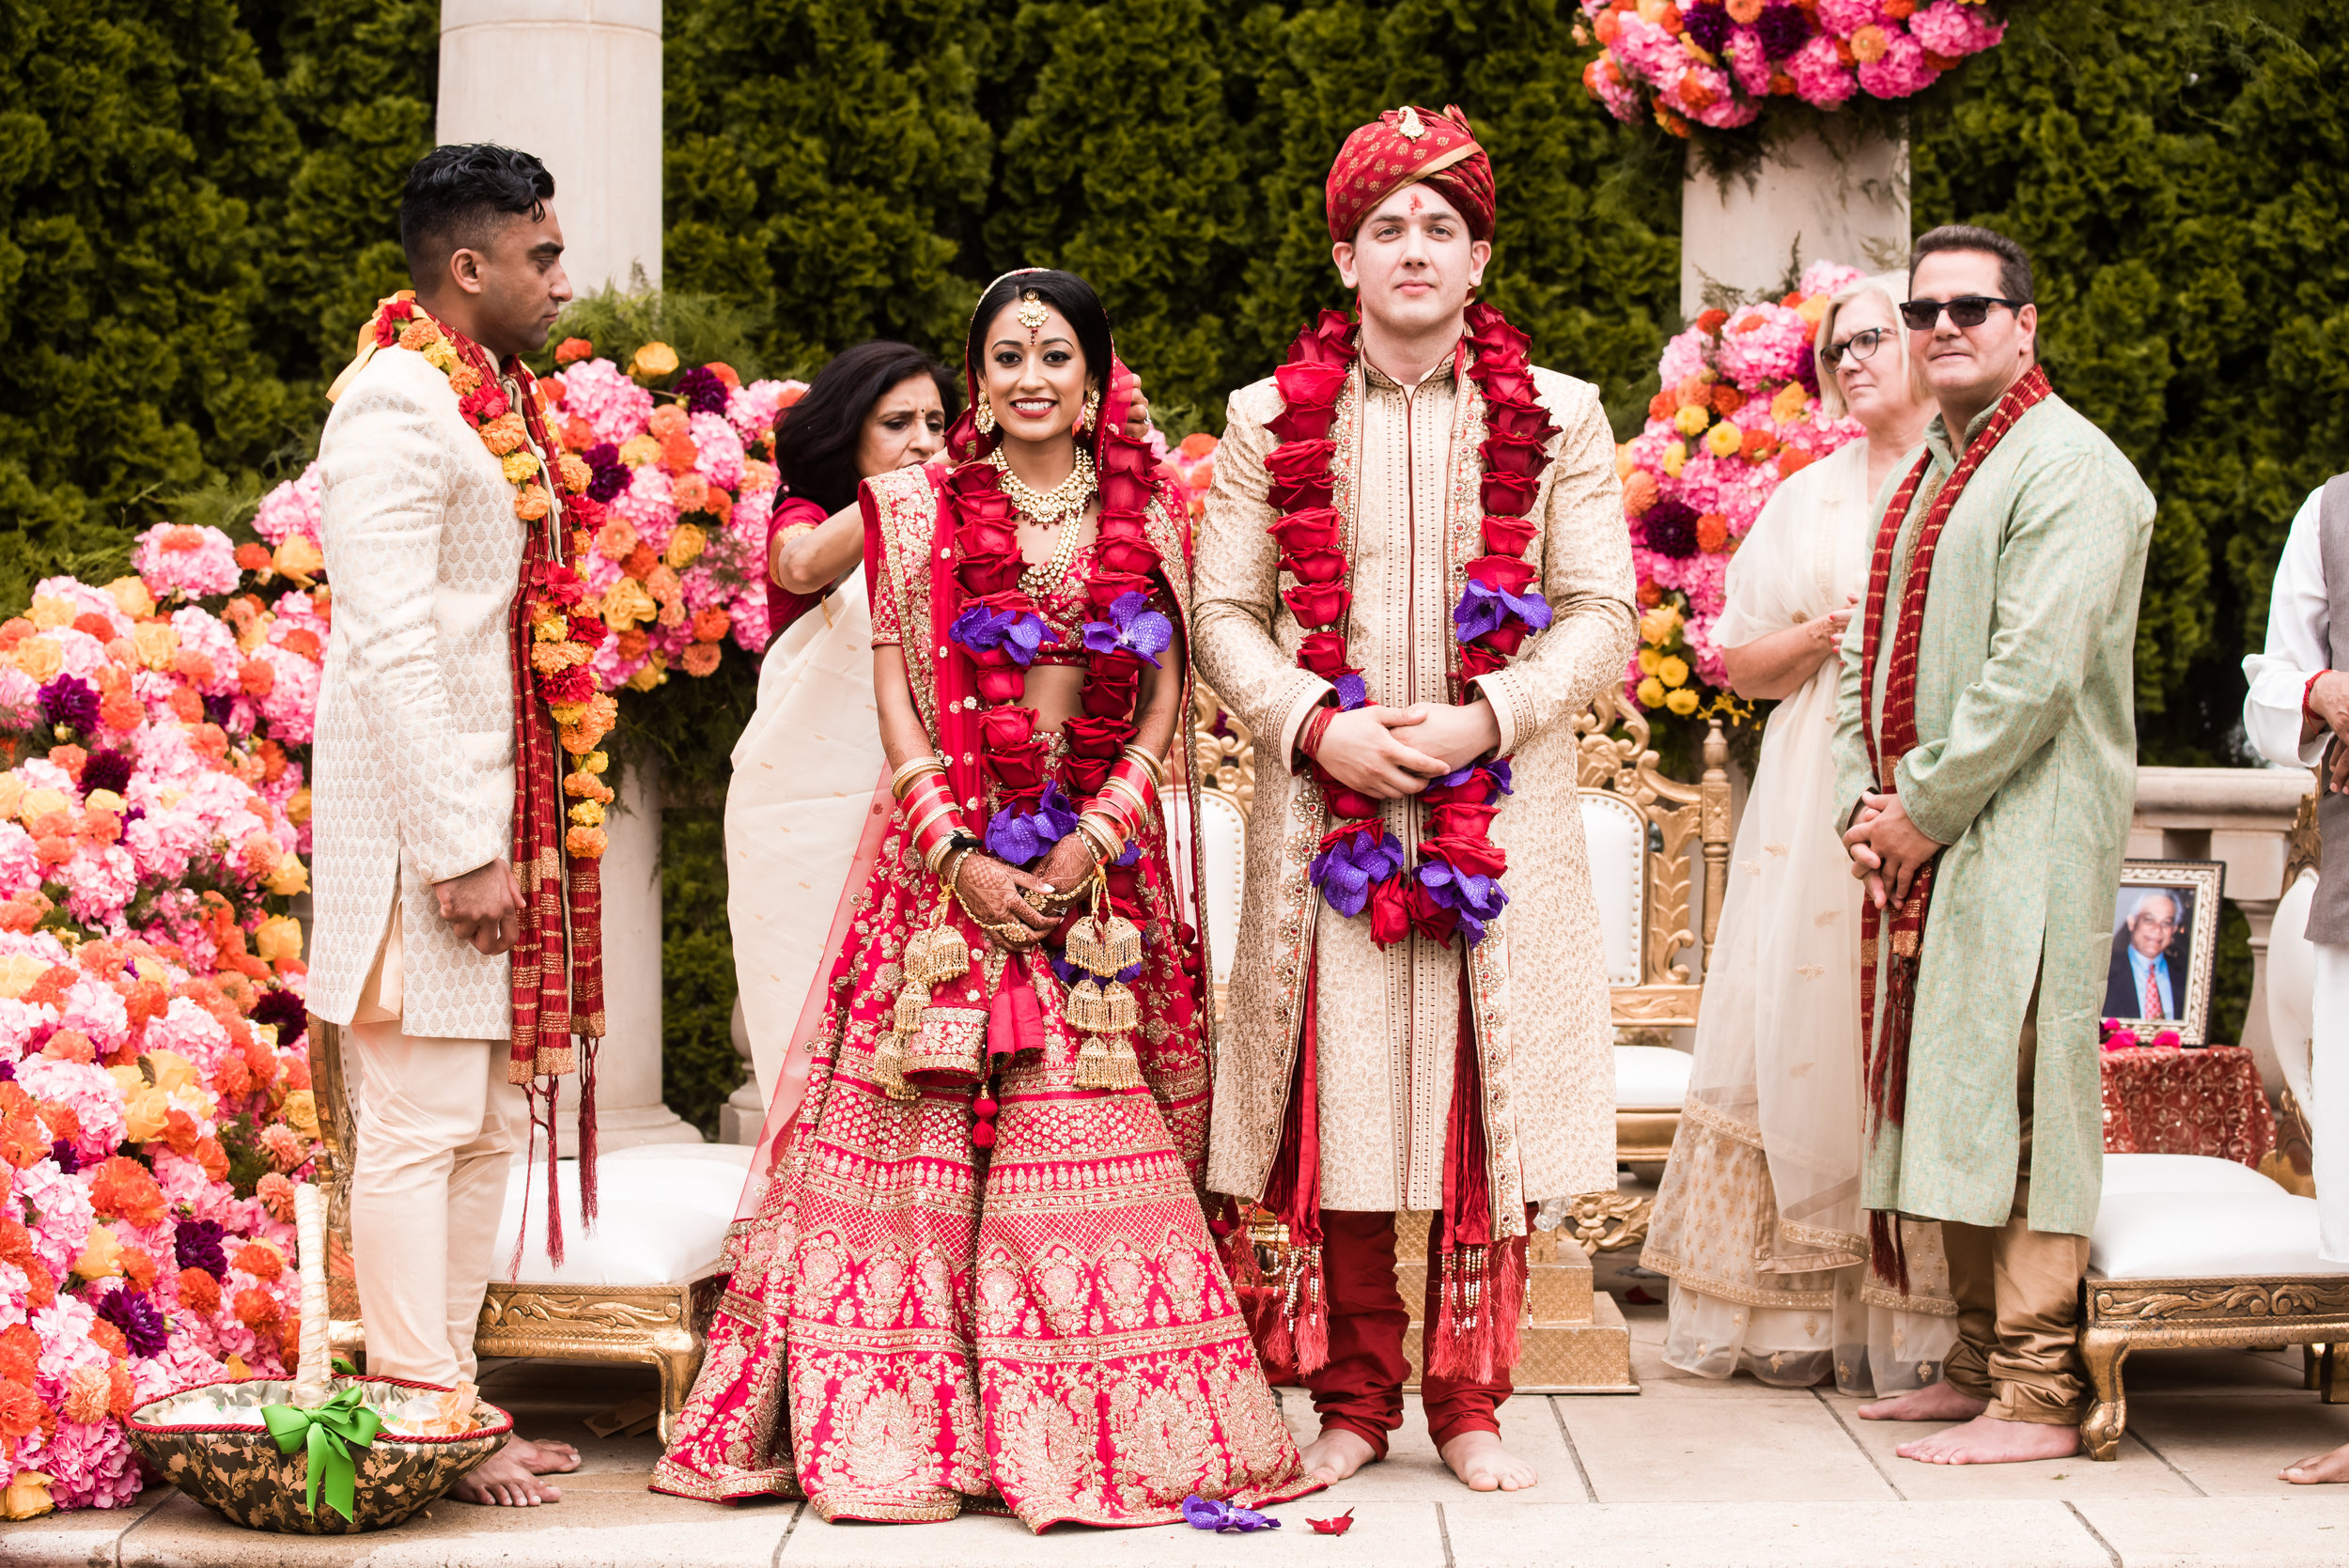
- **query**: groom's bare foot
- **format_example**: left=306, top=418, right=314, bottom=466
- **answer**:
left=1439, top=1430, right=1537, bottom=1492
left=1896, top=1413, right=2077, bottom=1465
left=508, top=1436, right=583, bottom=1475
left=1298, top=1427, right=1377, bottom=1485
left=449, top=1440, right=563, bottom=1506
left=2281, top=1440, right=2349, bottom=1483
left=1859, top=1378, right=1989, bottom=1422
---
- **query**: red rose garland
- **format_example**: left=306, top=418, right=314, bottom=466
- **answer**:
left=1272, top=303, right=1556, bottom=948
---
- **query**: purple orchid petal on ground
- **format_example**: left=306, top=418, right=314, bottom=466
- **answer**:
left=1182, top=1496, right=1282, bottom=1532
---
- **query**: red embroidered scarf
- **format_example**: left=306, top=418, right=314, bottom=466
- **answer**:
left=1858, top=363, right=2049, bottom=1285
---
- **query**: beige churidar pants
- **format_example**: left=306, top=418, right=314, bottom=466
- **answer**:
left=346, top=905, right=524, bottom=1388
left=1937, top=987, right=2092, bottom=1424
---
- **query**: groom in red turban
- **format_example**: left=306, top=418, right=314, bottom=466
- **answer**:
left=1194, top=102, right=1636, bottom=1495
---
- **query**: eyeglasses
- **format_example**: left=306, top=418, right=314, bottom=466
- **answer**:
left=1821, top=327, right=1890, bottom=369
left=1899, top=296, right=2025, bottom=331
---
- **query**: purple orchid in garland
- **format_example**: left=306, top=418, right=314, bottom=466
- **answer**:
left=1181, top=1495, right=1282, bottom=1533
left=1433, top=758, right=1514, bottom=800
left=1309, top=820, right=1408, bottom=918
left=984, top=782, right=1081, bottom=867
left=1453, top=579, right=1554, bottom=644
left=1331, top=670, right=1370, bottom=711
left=1049, top=950, right=1143, bottom=986
left=1418, top=859, right=1509, bottom=946
left=1080, top=591, right=1174, bottom=667
left=951, top=603, right=1057, bottom=666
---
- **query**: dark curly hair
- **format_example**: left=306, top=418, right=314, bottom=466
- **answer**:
left=398, top=143, right=555, bottom=288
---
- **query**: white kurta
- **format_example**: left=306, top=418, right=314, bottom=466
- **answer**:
left=1642, top=440, right=1956, bottom=1391
left=725, top=571, right=887, bottom=1106
left=2240, top=485, right=2348, bottom=1261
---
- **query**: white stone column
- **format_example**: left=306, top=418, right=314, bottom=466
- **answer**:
left=553, top=756, right=695, bottom=1150
left=437, top=0, right=663, bottom=293
left=1681, top=128, right=1911, bottom=316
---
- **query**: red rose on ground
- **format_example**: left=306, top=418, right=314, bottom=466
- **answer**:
left=1283, top=582, right=1351, bottom=629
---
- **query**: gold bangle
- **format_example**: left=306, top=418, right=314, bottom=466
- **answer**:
left=891, top=757, right=946, bottom=799
left=937, top=846, right=972, bottom=887
left=905, top=799, right=960, bottom=843
left=1103, top=776, right=1152, bottom=819
left=1119, top=745, right=1167, bottom=786
left=1077, top=815, right=1123, bottom=864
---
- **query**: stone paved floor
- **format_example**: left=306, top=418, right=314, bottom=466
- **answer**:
left=10, top=1281, right=2349, bottom=1567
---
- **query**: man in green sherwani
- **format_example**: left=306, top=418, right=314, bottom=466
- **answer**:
left=1832, top=225, right=2155, bottom=1465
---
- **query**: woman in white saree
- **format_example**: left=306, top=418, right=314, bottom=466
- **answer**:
left=1643, top=273, right=1959, bottom=1393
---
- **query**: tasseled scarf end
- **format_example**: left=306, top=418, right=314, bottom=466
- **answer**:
left=1423, top=1235, right=1527, bottom=1385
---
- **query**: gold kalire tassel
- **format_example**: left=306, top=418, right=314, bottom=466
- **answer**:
left=1074, top=1032, right=1144, bottom=1090
left=1064, top=870, right=1145, bottom=1090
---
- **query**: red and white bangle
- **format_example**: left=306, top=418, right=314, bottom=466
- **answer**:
left=1299, top=704, right=1336, bottom=762
left=900, top=771, right=967, bottom=869
left=2305, top=670, right=2332, bottom=727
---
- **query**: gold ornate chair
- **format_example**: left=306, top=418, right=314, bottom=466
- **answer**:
left=305, top=1019, right=727, bottom=1439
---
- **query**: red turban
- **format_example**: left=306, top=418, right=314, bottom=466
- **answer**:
left=1325, top=104, right=1496, bottom=244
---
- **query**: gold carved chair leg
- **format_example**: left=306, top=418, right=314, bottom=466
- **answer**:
left=2078, top=1324, right=2132, bottom=1463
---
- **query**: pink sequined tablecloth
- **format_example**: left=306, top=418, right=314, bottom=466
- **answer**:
left=2101, top=1045, right=2277, bottom=1166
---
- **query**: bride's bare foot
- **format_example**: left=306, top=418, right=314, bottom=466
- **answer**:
left=1896, top=1413, right=2077, bottom=1465
left=2281, top=1440, right=2349, bottom=1483
left=1298, top=1426, right=1377, bottom=1485
left=1859, top=1378, right=1990, bottom=1422
left=507, top=1436, right=583, bottom=1475
left=1439, top=1430, right=1537, bottom=1492
left=448, top=1439, right=564, bottom=1506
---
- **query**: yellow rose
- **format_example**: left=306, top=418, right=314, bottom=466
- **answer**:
left=104, top=577, right=155, bottom=619
left=1666, top=688, right=1701, bottom=716
left=1638, top=604, right=1683, bottom=644
left=120, top=1085, right=170, bottom=1144
left=251, top=1022, right=277, bottom=1050
left=254, top=914, right=303, bottom=966
left=501, top=450, right=540, bottom=487
left=26, top=597, right=74, bottom=631
left=72, top=1225, right=124, bottom=1281
left=273, top=536, right=325, bottom=586
left=601, top=577, right=658, bottom=632
left=1637, top=647, right=1661, bottom=675
left=132, top=955, right=166, bottom=983
left=1661, top=442, right=1687, bottom=478
left=0, top=955, right=48, bottom=1001
left=84, top=789, right=126, bottom=815
left=279, top=1089, right=319, bottom=1139
left=147, top=1049, right=197, bottom=1093
left=0, top=777, right=21, bottom=820
left=12, top=638, right=63, bottom=684
left=20, top=788, right=67, bottom=820
left=132, top=621, right=179, bottom=670
left=1658, top=656, right=1690, bottom=688
left=617, top=434, right=661, bottom=468
left=1703, top=421, right=1744, bottom=458
left=665, top=522, right=708, bottom=569
left=266, top=853, right=310, bottom=896
left=1771, top=382, right=1812, bottom=425
left=1635, top=0, right=1672, bottom=22
left=1672, top=404, right=1710, bottom=438
left=1636, top=675, right=1666, bottom=708
left=1614, top=444, right=1638, bottom=480
left=568, top=800, right=606, bottom=828
left=2, top=1471, right=54, bottom=1521
left=1797, top=293, right=1830, bottom=326
left=630, top=341, right=680, bottom=381
left=627, top=656, right=666, bottom=691
left=285, top=786, right=312, bottom=825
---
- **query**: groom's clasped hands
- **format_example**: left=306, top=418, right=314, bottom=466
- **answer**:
left=1312, top=700, right=1501, bottom=800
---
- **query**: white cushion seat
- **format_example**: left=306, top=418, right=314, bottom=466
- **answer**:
left=2091, top=1154, right=2345, bottom=1281
left=494, top=1146, right=752, bottom=1289
left=1615, top=1045, right=1691, bottom=1111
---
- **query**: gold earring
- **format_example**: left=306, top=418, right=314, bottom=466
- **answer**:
left=974, top=399, right=996, bottom=435
left=1076, top=390, right=1100, bottom=436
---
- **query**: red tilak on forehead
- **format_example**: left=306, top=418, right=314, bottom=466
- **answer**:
left=1408, top=190, right=1425, bottom=213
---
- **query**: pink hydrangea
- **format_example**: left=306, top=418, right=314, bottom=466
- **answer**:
left=1909, top=0, right=2004, bottom=56
left=1726, top=30, right=1774, bottom=97
left=1715, top=302, right=1813, bottom=384
left=1785, top=35, right=1859, bottom=108
left=253, top=465, right=323, bottom=548
left=1797, top=260, right=1867, bottom=299
left=130, top=525, right=240, bottom=600
left=1815, top=0, right=1886, bottom=33
left=15, top=1160, right=93, bottom=1279
left=253, top=643, right=321, bottom=743
left=10, top=1059, right=127, bottom=1160
left=55, top=976, right=129, bottom=1055
left=611, top=463, right=677, bottom=539
left=1858, top=31, right=1940, bottom=97
left=167, top=608, right=242, bottom=697
left=558, top=359, right=653, bottom=445
left=690, top=411, right=746, bottom=491
left=728, top=379, right=803, bottom=444
left=59, top=846, right=136, bottom=927
left=0, top=822, right=37, bottom=898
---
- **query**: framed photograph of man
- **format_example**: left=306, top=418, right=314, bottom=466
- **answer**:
left=2102, top=860, right=2226, bottom=1045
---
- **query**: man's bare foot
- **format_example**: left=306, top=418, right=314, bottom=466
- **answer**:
left=1895, top=1413, right=2078, bottom=1465
left=448, top=1441, right=564, bottom=1506
left=507, top=1436, right=583, bottom=1475
left=2281, top=1440, right=2349, bottom=1483
left=1298, top=1427, right=1377, bottom=1485
left=1439, top=1430, right=1537, bottom=1492
left=1858, top=1378, right=1990, bottom=1422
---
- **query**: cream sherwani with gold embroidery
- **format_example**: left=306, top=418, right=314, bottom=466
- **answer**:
left=1195, top=349, right=1636, bottom=1219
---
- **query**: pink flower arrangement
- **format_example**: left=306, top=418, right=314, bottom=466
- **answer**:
left=0, top=538, right=324, bottom=1513
left=1622, top=261, right=1865, bottom=724
left=1579, top=0, right=2006, bottom=136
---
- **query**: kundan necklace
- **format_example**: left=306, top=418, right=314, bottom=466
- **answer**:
left=1269, top=302, right=1557, bottom=950
left=989, top=444, right=1097, bottom=526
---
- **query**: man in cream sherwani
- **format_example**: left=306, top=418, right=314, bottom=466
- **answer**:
left=312, top=143, right=580, bottom=1509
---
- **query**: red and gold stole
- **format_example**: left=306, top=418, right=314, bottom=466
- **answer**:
left=1858, top=363, right=2050, bottom=1286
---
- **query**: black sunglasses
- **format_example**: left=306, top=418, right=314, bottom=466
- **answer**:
left=1899, top=295, right=2025, bottom=331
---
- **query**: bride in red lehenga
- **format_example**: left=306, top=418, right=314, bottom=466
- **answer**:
left=651, top=269, right=1315, bottom=1528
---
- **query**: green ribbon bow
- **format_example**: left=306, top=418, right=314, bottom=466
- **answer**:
left=260, top=1387, right=383, bottom=1521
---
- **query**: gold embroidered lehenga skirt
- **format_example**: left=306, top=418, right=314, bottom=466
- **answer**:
left=649, top=812, right=1314, bottom=1528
